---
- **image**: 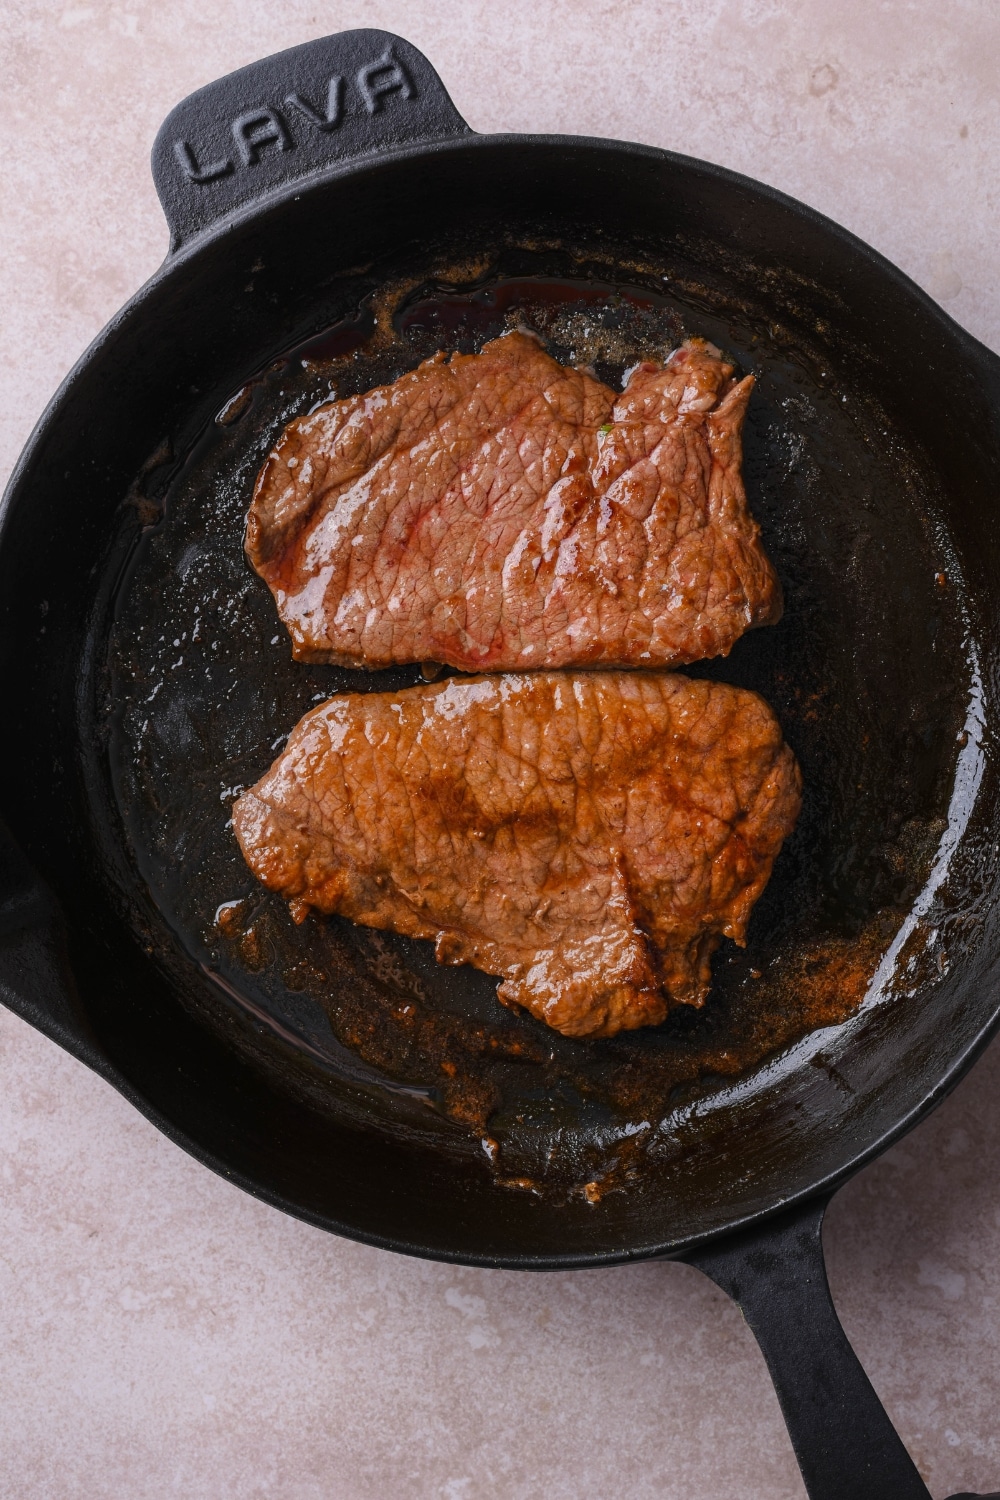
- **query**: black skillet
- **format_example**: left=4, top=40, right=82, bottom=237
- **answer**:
left=2, top=30, right=1000, bottom=1500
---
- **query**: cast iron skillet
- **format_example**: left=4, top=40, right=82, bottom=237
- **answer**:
left=2, top=31, right=1000, bottom=1499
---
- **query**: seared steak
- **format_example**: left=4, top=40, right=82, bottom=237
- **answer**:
left=232, top=673, right=801, bottom=1038
left=246, top=333, right=781, bottom=672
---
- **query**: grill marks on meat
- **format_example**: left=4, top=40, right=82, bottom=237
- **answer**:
left=246, top=333, right=781, bottom=673
left=232, top=674, right=802, bottom=1039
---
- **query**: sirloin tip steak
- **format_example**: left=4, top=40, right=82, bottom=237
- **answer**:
left=246, top=333, right=781, bottom=673
left=232, top=672, right=801, bottom=1039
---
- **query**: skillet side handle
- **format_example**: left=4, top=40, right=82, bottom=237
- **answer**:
left=686, top=1195, right=931, bottom=1500
left=151, top=29, right=472, bottom=252
left=0, top=815, right=103, bottom=1073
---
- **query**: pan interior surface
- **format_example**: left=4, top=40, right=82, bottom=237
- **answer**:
left=6, top=139, right=1000, bottom=1262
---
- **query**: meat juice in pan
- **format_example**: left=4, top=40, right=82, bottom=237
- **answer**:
left=104, top=251, right=971, bottom=1191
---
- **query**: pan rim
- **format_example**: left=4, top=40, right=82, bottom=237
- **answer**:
left=21, top=977, right=1000, bottom=1270
left=5, top=127, right=999, bottom=543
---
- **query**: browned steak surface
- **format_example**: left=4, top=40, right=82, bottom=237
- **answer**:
left=232, top=673, right=801, bottom=1038
left=246, top=333, right=781, bottom=672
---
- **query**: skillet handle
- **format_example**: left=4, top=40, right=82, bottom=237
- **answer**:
left=0, top=815, right=102, bottom=1072
left=151, top=30, right=472, bottom=252
left=686, top=1195, right=932, bottom=1500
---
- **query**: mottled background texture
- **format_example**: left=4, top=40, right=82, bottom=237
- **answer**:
left=3, top=2, right=1000, bottom=1497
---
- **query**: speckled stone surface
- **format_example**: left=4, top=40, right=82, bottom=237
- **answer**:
left=2, top=3, right=1000, bottom=1497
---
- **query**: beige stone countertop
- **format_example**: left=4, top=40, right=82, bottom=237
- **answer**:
left=3, top=3, right=1000, bottom=1496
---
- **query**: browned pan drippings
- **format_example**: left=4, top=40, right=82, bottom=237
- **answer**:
left=105, top=251, right=970, bottom=1191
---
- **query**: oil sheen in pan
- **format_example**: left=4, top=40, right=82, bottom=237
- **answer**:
left=104, top=251, right=974, bottom=1190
